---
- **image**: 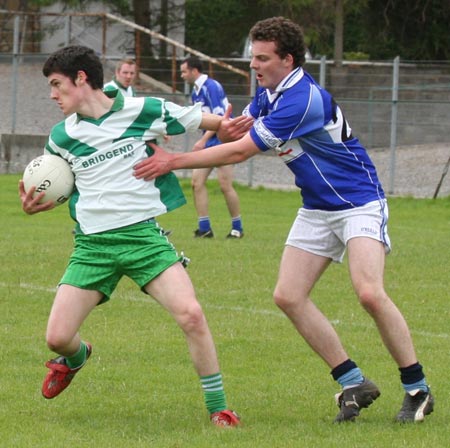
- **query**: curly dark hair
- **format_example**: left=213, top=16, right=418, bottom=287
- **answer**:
left=249, top=16, right=306, bottom=67
left=42, top=45, right=104, bottom=89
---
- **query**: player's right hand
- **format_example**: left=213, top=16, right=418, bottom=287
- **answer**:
left=18, top=180, right=55, bottom=215
left=217, top=105, right=253, bottom=142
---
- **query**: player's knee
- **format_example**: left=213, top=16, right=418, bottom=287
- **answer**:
left=273, top=289, right=294, bottom=310
left=357, top=287, right=387, bottom=314
left=176, top=302, right=206, bottom=333
left=46, top=332, right=72, bottom=353
left=191, top=178, right=203, bottom=191
left=218, top=181, right=232, bottom=193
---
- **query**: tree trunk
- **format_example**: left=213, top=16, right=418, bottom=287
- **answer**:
left=133, top=0, right=153, bottom=71
left=334, top=0, right=344, bottom=67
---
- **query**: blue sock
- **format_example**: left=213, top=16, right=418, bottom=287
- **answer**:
left=198, top=216, right=211, bottom=232
left=399, top=363, right=428, bottom=393
left=403, top=379, right=428, bottom=394
left=337, top=367, right=364, bottom=389
left=231, top=216, right=242, bottom=232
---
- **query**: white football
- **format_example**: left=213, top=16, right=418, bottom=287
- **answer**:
left=23, top=154, right=74, bottom=206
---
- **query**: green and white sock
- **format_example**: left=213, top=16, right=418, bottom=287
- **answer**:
left=66, top=341, right=88, bottom=369
left=200, top=373, right=227, bottom=414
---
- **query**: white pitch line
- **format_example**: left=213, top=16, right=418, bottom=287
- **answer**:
left=2, top=281, right=448, bottom=339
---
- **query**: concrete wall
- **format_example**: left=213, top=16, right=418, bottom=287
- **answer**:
left=0, top=134, right=47, bottom=174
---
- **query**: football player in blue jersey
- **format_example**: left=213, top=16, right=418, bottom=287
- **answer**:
left=135, top=16, right=434, bottom=424
left=180, top=56, right=244, bottom=239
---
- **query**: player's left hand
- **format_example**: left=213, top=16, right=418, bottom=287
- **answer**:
left=134, top=143, right=173, bottom=181
left=217, top=105, right=253, bottom=142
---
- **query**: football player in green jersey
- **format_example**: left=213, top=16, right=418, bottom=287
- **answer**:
left=19, top=45, right=251, bottom=427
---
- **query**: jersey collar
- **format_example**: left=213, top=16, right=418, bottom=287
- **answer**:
left=104, top=89, right=125, bottom=111
left=194, top=73, right=208, bottom=92
left=112, top=76, right=127, bottom=90
left=75, top=89, right=124, bottom=123
left=265, top=67, right=304, bottom=103
left=268, top=67, right=304, bottom=95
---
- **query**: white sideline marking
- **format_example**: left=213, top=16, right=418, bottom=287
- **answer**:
left=1, top=281, right=449, bottom=340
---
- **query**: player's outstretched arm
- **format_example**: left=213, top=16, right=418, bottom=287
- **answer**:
left=201, top=105, right=253, bottom=142
left=19, top=180, right=55, bottom=215
left=134, top=135, right=260, bottom=181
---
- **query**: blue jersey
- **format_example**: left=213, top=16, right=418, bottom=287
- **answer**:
left=244, top=67, right=385, bottom=211
left=192, top=74, right=230, bottom=148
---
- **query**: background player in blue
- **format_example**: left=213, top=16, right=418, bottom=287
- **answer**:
left=135, top=17, right=434, bottom=424
left=180, top=56, right=244, bottom=238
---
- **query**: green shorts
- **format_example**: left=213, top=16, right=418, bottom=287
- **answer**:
left=60, top=220, right=181, bottom=304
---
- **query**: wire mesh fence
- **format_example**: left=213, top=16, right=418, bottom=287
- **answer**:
left=1, top=10, right=449, bottom=196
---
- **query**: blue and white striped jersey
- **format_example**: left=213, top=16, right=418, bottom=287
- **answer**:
left=192, top=74, right=230, bottom=148
left=244, top=67, right=385, bottom=211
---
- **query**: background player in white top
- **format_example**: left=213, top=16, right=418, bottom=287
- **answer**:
left=180, top=56, right=243, bottom=239
left=104, top=58, right=137, bottom=97
left=135, top=17, right=433, bottom=424
left=18, top=45, right=251, bottom=427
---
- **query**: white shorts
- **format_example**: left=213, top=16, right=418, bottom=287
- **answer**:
left=286, top=200, right=391, bottom=263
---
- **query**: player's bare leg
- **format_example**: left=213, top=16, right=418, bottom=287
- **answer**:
left=217, top=165, right=243, bottom=238
left=192, top=167, right=215, bottom=237
left=217, top=165, right=240, bottom=218
left=145, top=263, right=240, bottom=426
left=273, top=246, right=381, bottom=422
left=146, top=262, right=220, bottom=374
left=273, top=246, right=349, bottom=367
left=347, top=236, right=433, bottom=422
left=347, top=237, right=418, bottom=367
left=42, top=285, right=100, bottom=398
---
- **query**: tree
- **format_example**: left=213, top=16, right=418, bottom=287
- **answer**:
left=185, top=0, right=449, bottom=60
left=362, top=0, right=450, bottom=60
left=184, top=0, right=364, bottom=60
left=13, top=0, right=450, bottom=61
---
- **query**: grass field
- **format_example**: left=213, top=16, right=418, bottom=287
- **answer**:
left=1, top=174, right=449, bottom=447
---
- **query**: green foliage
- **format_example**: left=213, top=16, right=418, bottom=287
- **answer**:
left=185, top=0, right=450, bottom=60
left=343, top=51, right=370, bottom=61
left=1, top=175, right=449, bottom=447
left=15, top=0, right=450, bottom=60
left=184, top=0, right=339, bottom=58
left=362, top=0, right=450, bottom=60
left=185, top=0, right=250, bottom=57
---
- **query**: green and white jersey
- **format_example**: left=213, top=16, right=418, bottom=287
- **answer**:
left=103, top=78, right=136, bottom=97
left=45, top=91, right=202, bottom=234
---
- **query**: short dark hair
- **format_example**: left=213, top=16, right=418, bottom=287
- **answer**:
left=182, top=56, right=203, bottom=73
left=249, top=17, right=306, bottom=67
left=42, top=45, right=104, bottom=89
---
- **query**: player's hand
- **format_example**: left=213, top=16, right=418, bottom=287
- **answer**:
left=217, top=104, right=253, bottom=143
left=134, top=143, right=173, bottom=181
left=18, top=179, right=55, bottom=214
left=192, top=140, right=206, bottom=152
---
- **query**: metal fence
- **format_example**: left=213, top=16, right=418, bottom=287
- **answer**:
left=1, top=10, right=449, bottom=195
